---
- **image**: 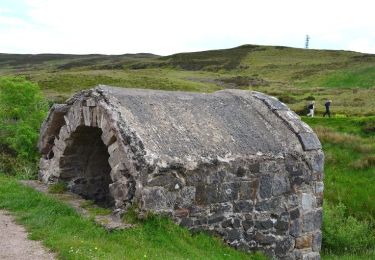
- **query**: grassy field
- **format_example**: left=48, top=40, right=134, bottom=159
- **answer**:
left=1, top=44, right=375, bottom=259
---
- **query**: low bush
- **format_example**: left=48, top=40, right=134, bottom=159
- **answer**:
left=0, top=76, right=48, bottom=176
left=322, top=202, right=375, bottom=254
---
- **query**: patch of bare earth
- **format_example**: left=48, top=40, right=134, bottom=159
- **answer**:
left=0, top=210, right=56, bottom=260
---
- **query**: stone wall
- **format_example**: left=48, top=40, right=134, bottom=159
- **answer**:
left=141, top=152, right=323, bottom=259
left=38, top=86, right=324, bottom=259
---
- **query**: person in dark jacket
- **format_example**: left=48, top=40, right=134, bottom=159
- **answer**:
left=323, top=99, right=332, bottom=117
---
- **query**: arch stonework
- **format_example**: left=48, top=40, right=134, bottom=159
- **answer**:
left=39, top=90, right=139, bottom=210
left=38, top=86, right=324, bottom=259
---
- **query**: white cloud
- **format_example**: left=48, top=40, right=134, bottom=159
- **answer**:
left=1, top=0, right=375, bottom=54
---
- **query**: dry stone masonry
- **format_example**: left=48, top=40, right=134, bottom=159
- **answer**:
left=38, top=86, right=324, bottom=259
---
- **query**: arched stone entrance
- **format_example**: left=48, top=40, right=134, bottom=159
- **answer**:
left=60, top=126, right=113, bottom=207
left=38, top=94, right=137, bottom=211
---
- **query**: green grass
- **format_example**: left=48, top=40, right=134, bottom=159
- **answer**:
left=0, top=175, right=264, bottom=260
left=304, top=117, right=375, bottom=136
left=80, top=200, right=112, bottom=216
left=319, top=66, right=375, bottom=88
left=48, top=182, right=68, bottom=194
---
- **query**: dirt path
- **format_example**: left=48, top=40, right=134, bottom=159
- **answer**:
left=0, top=210, right=56, bottom=260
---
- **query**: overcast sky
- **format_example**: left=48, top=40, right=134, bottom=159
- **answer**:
left=1, top=0, right=375, bottom=55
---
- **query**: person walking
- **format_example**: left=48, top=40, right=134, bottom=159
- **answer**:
left=323, top=99, right=332, bottom=117
left=307, top=101, right=315, bottom=117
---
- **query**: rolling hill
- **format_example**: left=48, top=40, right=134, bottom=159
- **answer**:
left=1, top=44, right=375, bottom=116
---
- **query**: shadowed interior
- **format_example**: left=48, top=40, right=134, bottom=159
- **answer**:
left=59, top=126, right=114, bottom=207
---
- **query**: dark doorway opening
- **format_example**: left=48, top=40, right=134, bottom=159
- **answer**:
left=59, top=126, right=114, bottom=207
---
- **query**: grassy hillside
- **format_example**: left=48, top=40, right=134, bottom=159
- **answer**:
left=1, top=44, right=375, bottom=116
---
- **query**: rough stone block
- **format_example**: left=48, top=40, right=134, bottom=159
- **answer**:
left=239, top=180, right=258, bottom=200
left=307, top=150, right=325, bottom=174
left=276, top=212, right=290, bottom=232
left=209, top=202, right=232, bottom=215
left=207, top=170, right=226, bottom=184
left=220, top=182, right=240, bottom=202
left=180, top=217, right=194, bottom=227
left=260, top=160, right=284, bottom=173
left=302, top=252, right=320, bottom=260
left=86, top=98, right=96, bottom=107
left=276, top=110, right=314, bottom=134
left=255, top=219, right=274, bottom=230
left=222, top=218, right=241, bottom=229
left=142, top=187, right=168, bottom=211
left=290, top=219, right=302, bottom=237
left=272, top=174, right=290, bottom=196
left=302, top=193, right=316, bottom=211
left=147, top=172, right=184, bottom=191
left=177, top=186, right=196, bottom=208
left=233, top=200, right=253, bottom=213
left=82, top=106, right=91, bottom=126
left=195, top=183, right=217, bottom=205
left=298, top=132, right=322, bottom=151
left=165, top=191, right=177, bottom=208
left=252, top=91, right=289, bottom=110
left=110, top=163, right=129, bottom=182
left=242, top=219, right=254, bottom=231
left=101, top=129, right=116, bottom=146
left=193, top=217, right=207, bottom=225
left=91, top=106, right=99, bottom=127
left=314, top=182, right=324, bottom=194
left=224, top=228, right=242, bottom=242
left=312, top=231, right=322, bottom=252
left=108, top=150, right=125, bottom=169
left=295, top=234, right=313, bottom=249
left=303, top=209, right=322, bottom=232
left=207, top=214, right=225, bottom=224
left=58, top=125, right=70, bottom=140
left=254, top=232, right=276, bottom=245
left=275, top=237, right=295, bottom=255
left=255, top=197, right=283, bottom=213
left=259, top=175, right=272, bottom=199
left=108, top=141, right=119, bottom=155
left=290, top=208, right=300, bottom=220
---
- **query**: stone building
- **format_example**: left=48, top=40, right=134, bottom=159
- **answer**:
left=38, top=86, right=324, bottom=259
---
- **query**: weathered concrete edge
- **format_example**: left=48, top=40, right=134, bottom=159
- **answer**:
left=251, top=91, right=322, bottom=152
